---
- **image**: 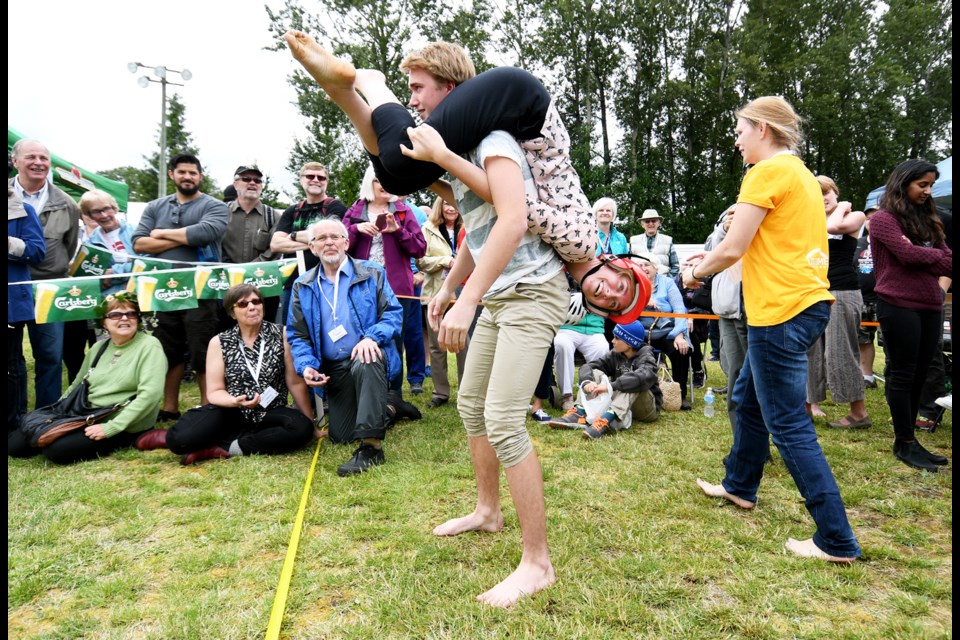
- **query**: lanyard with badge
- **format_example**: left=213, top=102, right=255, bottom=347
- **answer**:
left=319, top=267, right=348, bottom=343
left=240, top=333, right=279, bottom=407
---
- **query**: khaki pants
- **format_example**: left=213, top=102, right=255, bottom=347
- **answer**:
left=458, top=273, right=567, bottom=467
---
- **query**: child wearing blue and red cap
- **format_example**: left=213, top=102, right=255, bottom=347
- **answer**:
left=549, top=320, right=663, bottom=438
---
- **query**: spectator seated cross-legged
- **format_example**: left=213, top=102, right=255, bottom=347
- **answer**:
left=10, top=293, right=165, bottom=464
left=549, top=320, right=661, bottom=438
left=135, top=284, right=315, bottom=464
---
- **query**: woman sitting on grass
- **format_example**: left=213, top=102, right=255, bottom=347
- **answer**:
left=135, top=284, right=314, bottom=465
left=9, top=293, right=165, bottom=464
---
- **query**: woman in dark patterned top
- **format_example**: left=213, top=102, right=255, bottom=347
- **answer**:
left=135, top=285, right=314, bottom=464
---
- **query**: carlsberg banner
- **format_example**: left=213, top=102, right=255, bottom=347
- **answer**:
left=69, top=244, right=115, bottom=278
left=34, top=280, right=102, bottom=323
left=29, top=259, right=299, bottom=323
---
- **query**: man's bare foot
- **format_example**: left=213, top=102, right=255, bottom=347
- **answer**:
left=785, top=537, right=857, bottom=564
left=283, top=30, right=356, bottom=89
left=432, top=510, right=504, bottom=536
left=696, top=478, right=756, bottom=509
left=477, top=559, right=556, bottom=608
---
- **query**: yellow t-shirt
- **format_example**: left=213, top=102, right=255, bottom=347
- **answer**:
left=738, top=153, right=834, bottom=326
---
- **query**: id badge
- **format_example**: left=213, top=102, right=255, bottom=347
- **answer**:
left=328, top=325, right=347, bottom=342
left=259, top=386, right=279, bottom=408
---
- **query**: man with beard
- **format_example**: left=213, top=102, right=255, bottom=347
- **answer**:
left=133, top=153, right=229, bottom=421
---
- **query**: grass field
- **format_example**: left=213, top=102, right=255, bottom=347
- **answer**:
left=8, top=352, right=952, bottom=639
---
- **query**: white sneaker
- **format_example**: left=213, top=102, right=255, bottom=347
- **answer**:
left=934, top=395, right=952, bottom=411
left=531, top=409, right=551, bottom=422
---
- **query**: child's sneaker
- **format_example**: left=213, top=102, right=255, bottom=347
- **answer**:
left=548, top=406, right=586, bottom=430
left=531, top=409, right=551, bottom=422
left=582, top=416, right=615, bottom=439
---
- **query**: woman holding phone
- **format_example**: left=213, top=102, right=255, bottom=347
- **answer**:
left=342, top=165, right=427, bottom=395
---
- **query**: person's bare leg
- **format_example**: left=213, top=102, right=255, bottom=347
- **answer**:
left=283, top=30, right=383, bottom=154
left=477, top=451, right=556, bottom=608
left=433, top=435, right=504, bottom=536
left=806, top=401, right=826, bottom=418
left=197, top=372, right=208, bottom=406
left=859, top=342, right=875, bottom=377
left=162, top=364, right=183, bottom=413
left=696, top=478, right=756, bottom=509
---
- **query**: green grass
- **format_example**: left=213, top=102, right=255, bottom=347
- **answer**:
left=8, top=354, right=952, bottom=639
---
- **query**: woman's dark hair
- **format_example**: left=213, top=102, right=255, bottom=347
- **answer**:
left=223, top=284, right=264, bottom=319
left=879, top=159, right=944, bottom=244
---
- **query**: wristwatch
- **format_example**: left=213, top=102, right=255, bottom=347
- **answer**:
left=292, top=230, right=299, bottom=243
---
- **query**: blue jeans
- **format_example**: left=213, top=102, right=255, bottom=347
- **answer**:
left=726, top=301, right=860, bottom=558
left=22, top=320, right=65, bottom=410
left=397, top=296, right=425, bottom=387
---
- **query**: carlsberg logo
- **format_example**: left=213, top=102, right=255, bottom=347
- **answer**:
left=80, top=260, right=106, bottom=276
left=55, top=297, right=98, bottom=310
left=250, top=276, right=279, bottom=288
left=209, top=278, right=230, bottom=291
left=156, top=289, right=196, bottom=301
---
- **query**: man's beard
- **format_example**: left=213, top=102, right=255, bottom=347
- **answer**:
left=177, top=183, right=200, bottom=197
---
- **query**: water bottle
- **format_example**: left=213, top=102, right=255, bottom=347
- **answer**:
left=703, top=387, right=715, bottom=418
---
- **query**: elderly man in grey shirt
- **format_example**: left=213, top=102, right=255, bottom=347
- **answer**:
left=133, top=153, right=228, bottom=421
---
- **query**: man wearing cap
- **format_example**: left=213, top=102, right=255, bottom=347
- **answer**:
left=132, top=152, right=229, bottom=420
left=222, top=165, right=281, bottom=322
left=271, top=162, right=348, bottom=323
left=630, top=209, right=680, bottom=276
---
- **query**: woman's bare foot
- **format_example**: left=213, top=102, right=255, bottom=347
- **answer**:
left=477, top=559, right=556, bottom=608
left=807, top=402, right=826, bottom=418
left=696, top=478, right=756, bottom=509
left=785, top=537, right=857, bottom=564
left=283, top=30, right=355, bottom=90
left=432, top=510, right=504, bottom=536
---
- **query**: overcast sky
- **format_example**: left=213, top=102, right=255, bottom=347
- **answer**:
left=8, top=0, right=313, bottom=201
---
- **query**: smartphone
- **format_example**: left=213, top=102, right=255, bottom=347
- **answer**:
left=375, top=213, right=388, bottom=230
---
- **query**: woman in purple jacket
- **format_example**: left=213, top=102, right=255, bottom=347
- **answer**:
left=872, top=159, right=952, bottom=472
left=343, top=165, right=427, bottom=394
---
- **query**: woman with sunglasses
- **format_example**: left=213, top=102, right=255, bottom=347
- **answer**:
left=9, top=293, right=165, bottom=464
left=135, top=284, right=314, bottom=464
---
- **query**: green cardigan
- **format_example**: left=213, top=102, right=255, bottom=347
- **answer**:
left=63, top=332, right=166, bottom=437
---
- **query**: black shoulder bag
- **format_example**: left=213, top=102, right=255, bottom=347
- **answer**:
left=20, top=341, right=137, bottom=448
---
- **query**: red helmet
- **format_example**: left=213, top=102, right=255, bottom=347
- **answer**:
left=580, top=254, right=653, bottom=325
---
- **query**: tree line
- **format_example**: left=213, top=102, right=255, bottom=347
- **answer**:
left=107, top=0, right=952, bottom=245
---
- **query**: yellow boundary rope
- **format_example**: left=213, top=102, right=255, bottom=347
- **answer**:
left=265, top=435, right=323, bottom=640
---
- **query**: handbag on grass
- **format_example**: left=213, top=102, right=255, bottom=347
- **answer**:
left=21, top=341, right=136, bottom=448
left=657, top=360, right=683, bottom=412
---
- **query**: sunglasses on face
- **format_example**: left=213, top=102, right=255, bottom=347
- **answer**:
left=234, top=298, right=264, bottom=309
left=238, top=176, right=263, bottom=184
left=104, top=311, right=140, bottom=320
left=301, top=174, right=328, bottom=182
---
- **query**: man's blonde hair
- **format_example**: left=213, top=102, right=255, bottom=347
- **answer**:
left=400, top=42, right=476, bottom=86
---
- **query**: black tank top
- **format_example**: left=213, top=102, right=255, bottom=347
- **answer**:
left=827, top=234, right=859, bottom=290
